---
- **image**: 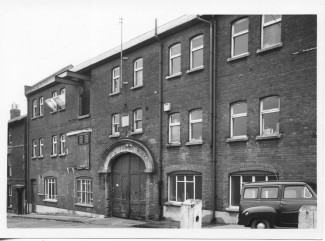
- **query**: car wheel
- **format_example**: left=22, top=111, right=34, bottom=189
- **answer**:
left=251, top=219, right=271, bottom=229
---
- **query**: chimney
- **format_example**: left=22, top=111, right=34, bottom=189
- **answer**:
left=10, top=103, right=20, bottom=119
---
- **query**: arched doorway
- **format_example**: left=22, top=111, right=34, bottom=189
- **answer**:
left=111, top=154, right=146, bottom=220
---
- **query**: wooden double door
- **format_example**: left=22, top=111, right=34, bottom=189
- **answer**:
left=112, top=154, right=146, bottom=220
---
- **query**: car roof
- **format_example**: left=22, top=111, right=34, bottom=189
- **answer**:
left=243, top=181, right=308, bottom=186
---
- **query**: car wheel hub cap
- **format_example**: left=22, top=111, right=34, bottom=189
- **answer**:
left=257, top=223, right=266, bottom=229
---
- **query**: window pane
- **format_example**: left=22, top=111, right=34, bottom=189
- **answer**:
left=178, top=175, right=184, bottom=181
left=261, top=187, right=278, bottom=199
left=231, top=176, right=241, bottom=206
left=255, top=176, right=266, bottom=182
left=171, top=44, right=181, bottom=56
left=191, top=110, right=202, bottom=121
left=284, top=186, right=302, bottom=199
left=169, top=175, right=176, bottom=201
left=263, top=23, right=281, bottom=48
left=186, top=182, right=194, bottom=200
left=186, top=176, right=193, bottom=181
left=177, top=182, right=184, bottom=202
left=192, top=36, right=203, bottom=49
left=264, top=15, right=282, bottom=24
left=243, top=188, right=258, bottom=199
left=263, top=97, right=279, bottom=110
left=268, top=175, right=278, bottom=181
left=242, top=176, right=252, bottom=183
left=234, top=34, right=248, bottom=56
left=192, top=49, right=203, bottom=68
left=263, top=112, right=279, bottom=134
left=171, top=57, right=181, bottom=75
left=135, top=59, right=143, bottom=69
left=233, top=102, right=247, bottom=115
left=304, top=187, right=312, bottom=198
left=170, top=126, right=180, bottom=142
left=170, top=113, right=180, bottom=123
left=233, top=116, right=247, bottom=136
left=191, top=122, right=202, bottom=141
left=234, top=19, right=249, bottom=34
left=136, top=120, right=142, bottom=129
left=195, top=176, right=202, bottom=199
left=136, top=71, right=143, bottom=85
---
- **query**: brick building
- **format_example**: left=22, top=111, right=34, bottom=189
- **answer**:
left=7, top=104, right=27, bottom=214
left=23, top=15, right=316, bottom=223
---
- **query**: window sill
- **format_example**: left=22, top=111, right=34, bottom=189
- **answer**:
left=227, top=52, right=250, bottom=62
left=164, top=201, right=182, bottom=207
left=31, top=117, right=37, bottom=120
left=166, top=142, right=181, bottom=147
left=31, top=156, right=37, bottom=160
left=226, top=136, right=248, bottom=143
left=109, top=92, right=120, bottom=97
left=50, top=111, right=58, bottom=115
left=58, top=107, right=66, bottom=112
left=38, top=115, right=44, bottom=119
left=256, top=134, right=282, bottom=141
left=59, top=153, right=66, bottom=157
left=165, top=72, right=182, bottom=80
left=109, top=133, right=120, bottom=138
left=225, top=206, right=239, bottom=212
left=77, top=165, right=90, bottom=170
left=130, top=85, right=143, bottom=90
left=257, top=43, right=283, bottom=53
left=50, top=154, right=58, bottom=158
left=43, top=199, right=58, bottom=203
left=185, top=141, right=203, bottom=146
left=38, top=156, right=44, bottom=159
left=130, top=129, right=143, bottom=135
left=186, top=66, right=204, bottom=74
left=78, top=114, right=90, bottom=120
left=74, top=203, right=93, bottom=208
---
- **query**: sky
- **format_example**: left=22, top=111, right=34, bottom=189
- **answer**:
left=0, top=0, right=324, bottom=238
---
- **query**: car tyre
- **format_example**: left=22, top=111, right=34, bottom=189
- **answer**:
left=251, top=219, right=271, bottom=229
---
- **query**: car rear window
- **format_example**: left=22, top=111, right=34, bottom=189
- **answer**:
left=243, top=187, right=258, bottom=199
left=284, top=186, right=313, bottom=199
left=261, top=187, right=278, bottom=199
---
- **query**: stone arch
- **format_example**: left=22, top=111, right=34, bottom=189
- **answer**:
left=98, top=139, right=154, bottom=174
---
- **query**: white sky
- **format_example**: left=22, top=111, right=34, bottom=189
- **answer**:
left=0, top=0, right=324, bottom=238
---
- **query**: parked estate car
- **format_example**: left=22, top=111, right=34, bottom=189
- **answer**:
left=238, top=181, right=317, bottom=229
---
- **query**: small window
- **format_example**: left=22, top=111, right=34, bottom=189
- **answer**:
left=7, top=185, right=12, bottom=207
left=261, top=187, right=279, bottom=199
left=78, top=133, right=89, bottom=145
left=8, top=129, right=12, bottom=145
left=39, top=138, right=44, bottom=157
left=169, top=113, right=180, bottom=143
left=169, top=43, right=181, bottom=75
left=32, top=139, right=37, bottom=157
left=58, top=88, right=66, bottom=109
left=8, top=159, right=12, bottom=177
left=261, top=15, right=282, bottom=49
left=189, top=109, right=202, bottom=142
left=112, top=114, right=120, bottom=135
left=52, top=136, right=57, bottom=156
left=232, top=18, right=249, bottom=57
left=32, top=100, right=37, bottom=118
left=60, top=134, right=66, bottom=155
left=243, top=188, right=258, bottom=199
left=76, top=178, right=93, bottom=205
left=260, top=96, right=280, bottom=135
left=190, top=35, right=203, bottom=69
left=52, top=92, right=58, bottom=112
left=39, top=97, right=44, bottom=116
left=44, top=177, right=57, bottom=200
left=112, top=67, right=120, bottom=94
left=133, top=109, right=143, bottom=131
left=284, top=186, right=313, bottom=199
left=231, top=102, right=247, bottom=138
left=134, top=58, right=143, bottom=87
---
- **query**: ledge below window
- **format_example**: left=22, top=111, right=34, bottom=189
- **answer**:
left=109, top=133, right=120, bottom=138
left=185, top=141, right=203, bottom=146
left=227, top=52, right=250, bottom=62
left=256, top=134, right=282, bottom=141
left=166, top=142, right=181, bottom=147
left=58, top=107, right=66, bottom=112
left=50, top=154, right=58, bottom=158
left=225, top=206, right=239, bottom=212
left=31, top=117, right=37, bottom=120
left=130, top=130, right=143, bottom=135
left=59, top=153, right=66, bottom=157
left=109, top=92, right=120, bottom=97
left=43, top=199, right=58, bottom=203
left=74, top=203, right=93, bottom=208
left=130, top=85, right=143, bottom=90
left=78, top=114, right=90, bottom=120
left=38, top=156, right=44, bottom=159
left=31, top=156, right=37, bottom=160
left=165, top=72, right=182, bottom=80
left=256, top=43, right=283, bottom=54
left=50, top=111, right=58, bottom=115
left=164, top=201, right=182, bottom=207
left=186, top=66, right=204, bottom=74
left=226, top=136, right=248, bottom=143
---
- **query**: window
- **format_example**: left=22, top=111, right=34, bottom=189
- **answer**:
left=57, top=88, right=66, bottom=109
left=52, top=91, right=58, bottom=112
left=284, top=186, right=313, bottom=199
left=76, top=178, right=93, bottom=205
left=230, top=173, right=277, bottom=207
left=112, top=67, right=120, bottom=94
left=261, top=187, right=279, bottom=199
left=231, top=102, right=247, bottom=138
left=39, top=97, right=44, bottom=116
left=7, top=185, right=12, bottom=207
left=190, top=35, right=203, bottom=69
left=169, top=43, right=181, bottom=75
left=44, top=177, right=57, bottom=200
left=232, top=18, right=249, bottom=57
left=168, top=172, right=202, bottom=202
left=261, top=15, right=282, bottom=49
left=32, top=139, right=37, bottom=157
left=32, top=100, right=37, bottom=118
left=60, top=134, right=66, bottom=155
left=260, top=96, right=280, bottom=135
left=8, top=129, right=12, bottom=144
left=134, top=58, right=143, bottom=87
left=52, top=136, right=57, bottom=156
left=189, top=109, right=202, bottom=142
left=133, top=109, right=143, bottom=132
left=169, top=113, right=180, bottom=143
left=78, top=133, right=89, bottom=145
left=8, top=159, right=12, bottom=177
left=112, top=114, right=120, bottom=135
left=39, top=138, right=44, bottom=157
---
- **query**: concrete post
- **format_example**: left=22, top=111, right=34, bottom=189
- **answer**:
left=298, top=205, right=317, bottom=229
left=180, top=199, right=202, bottom=228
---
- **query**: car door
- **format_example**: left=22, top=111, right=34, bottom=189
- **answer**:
left=279, top=185, right=316, bottom=227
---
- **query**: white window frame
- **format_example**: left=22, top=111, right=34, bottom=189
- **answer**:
left=261, top=15, right=282, bottom=49
left=76, top=179, right=93, bottom=205
left=8, top=185, right=12, bottom=207
left=112, top=67, right=120, bottom=94
left=260, top=96, right=280, bottom=136
left=190, top=35, right=203, bottom=70
left=189, top=109, right=203, bottom=142
left=59, top=88, right=66, bottom=109
left=169, top=43, right=181, bottom=75
left=169, top=113, right=180, bottom=144
left=52, top=135, right=58, bottom=156
left=8, top=159, right=12, bottom=177
left=133, top=109, right=143, bottom=132
left=32, top=139, right=37, bottom=157
left=134, top=58, right=143, bottom=87
left=32, top=100, right=37, bottom=118
left=112, top=114, right=120, bottom=135
left=168, top=174, right=202, bottom=202
left=44, top=177, right=57, bottom=200
left=231, top=18, right=249, bottom=58
left=52, top=91, right=58, bottom=112
left=60, top=134, right=66, bottom=155
left=39, top=138, right=44, bottom=157
left=230, top=102, right=247, bottom=138
left=39, top=97, right=44, bottom=116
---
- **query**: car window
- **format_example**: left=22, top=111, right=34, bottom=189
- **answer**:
left=284, top=186, right=313, bottom=199
left=243, top=188, right=258, bottom=199
left=261, top=187, right=278, bottom=199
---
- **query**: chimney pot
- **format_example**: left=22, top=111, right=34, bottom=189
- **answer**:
left=10, top=103, right=20, bottom=119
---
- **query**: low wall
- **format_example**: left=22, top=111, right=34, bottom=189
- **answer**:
left=36, top=205, right=105, bottom=218
left=298, top=205, right=317, bottom=229
left=163, top=205, right=213, bottom=224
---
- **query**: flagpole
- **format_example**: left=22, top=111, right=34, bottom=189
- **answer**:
left=119, top=17, right=123, bottom=89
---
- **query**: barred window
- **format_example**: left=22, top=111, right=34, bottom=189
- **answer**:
left=44, top=177, right=57, bottom=200
left=76, top=178, right=93, bottom=205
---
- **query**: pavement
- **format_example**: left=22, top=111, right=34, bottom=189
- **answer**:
left=7, top=212, right=246, bottom=229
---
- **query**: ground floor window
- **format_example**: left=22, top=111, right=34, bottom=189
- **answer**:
left=7, top=185, right=12, bottom=207
left=76, top=178, right=93, bottom=205
left=230, top=172, right=278, bottom=207
left=168, top=172, right=202, bottom=202
left=44, top=177, right=57, bottom=200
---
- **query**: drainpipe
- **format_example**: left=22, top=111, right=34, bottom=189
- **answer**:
left=155, top=19, right=163, bottom=220
left=25, top=96, right=30, bottom=214
left=196, top=15, right=216, bottom=222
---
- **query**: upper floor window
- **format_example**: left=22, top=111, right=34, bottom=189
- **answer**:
left=8, top=159, right=12, bottom=177
left=60, top=134, right=66, bottom=155
left=134, top=58, right=143, bottom=87
left=39, top=138, right=44, bottom=157
left=231, top=102, right=247, bottom=138
left=32, top=100, right=37, bottom=118
left=32, top=139, right=37, bottom=157
left=52, top=135, right=58, bottom=156
left=232, top=18, right=249, bottom=57
left=39, top=97, right=44, bottom=116
left=8, top=129, right=12, bottom=145
left=52, top=91, right=58, bottom=112
left=190, top=35, right=203, bottom=69
left=57, top=88, right=66, bottom=109
left=169, top=43, right=181, bottom=75
left=76, top=178, right=93, bottom=205
left=133, top=109, right=143, bottom=132
left=169, top=113, right=180, bottom=144
left=112, top=67, right=120, bottom=94
left=189, top=109, right=202, bottom=142
left=7, top=185, right=12, bottom=207
left=261, top=15, right=282, bottom=49
left=112, top=114, right=120, bottom=135
left=44, top=177, right=57, bottom=200
left=260, top=96, right=280, bottom=136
